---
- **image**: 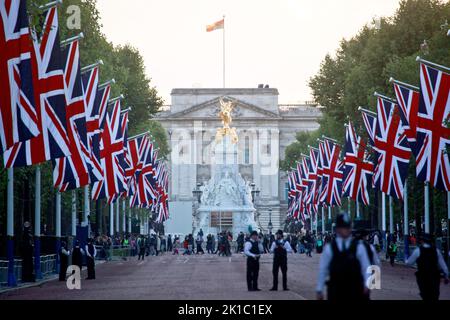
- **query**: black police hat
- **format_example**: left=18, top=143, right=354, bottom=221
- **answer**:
left=336, top=213, right=352, bottom=229
left=250, top=231, right=259, bottom=237
left=420, top=233, right=434, bottom=244
left=276, top=230, right=284, bottom=236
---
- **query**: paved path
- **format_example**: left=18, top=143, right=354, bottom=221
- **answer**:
left=1, top=253, right=449, bottom=300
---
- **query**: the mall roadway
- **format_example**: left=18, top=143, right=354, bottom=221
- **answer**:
left=1, top=252, right=449, bottom=300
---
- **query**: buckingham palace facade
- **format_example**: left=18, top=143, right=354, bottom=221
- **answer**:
left=155, top=87, right=322, bottom=235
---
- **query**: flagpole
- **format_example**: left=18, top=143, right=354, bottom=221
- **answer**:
left=424, top=183, right=430, bottom=233
left=404, top=180, right=409, bottom=261
left=71, top=190, right=77, bottom=237
left=116, top=200, right=120, bottom=233
left=110, top=203, right=114, bottom=236
left=128, top=198, right=132, bottom=233
left=381, top=192, right=386, bottom=250
left=223, top=15, right=226, bottom=88
left=55, top=191, right=61, bottom=274
left=122, top=198, right=126, bottom=234
left=7, top=168, right=17, bottom=287
left=356, top=200, right=360, bottom=219
left=389, top=196, right=394, bottom=233
left=34, top=166, right=42, bottom=280
left=83, top=186, right=90, bottom=229
left=321, top=206, right=325, bottom=234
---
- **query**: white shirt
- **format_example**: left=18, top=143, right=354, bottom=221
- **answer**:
left=373, top=234, right=380, bottom=246
left=406, top=245, right=449, bottom=278
left=244, top=240, right=264, bottom=258
left=316, top=237, right=371, bottom=293
left=270, top=240, right=293, bottom=254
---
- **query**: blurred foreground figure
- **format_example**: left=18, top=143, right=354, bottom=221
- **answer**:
left=406, top=233, right=449, bottom=301
left=316, top=213, right=370, bottom=301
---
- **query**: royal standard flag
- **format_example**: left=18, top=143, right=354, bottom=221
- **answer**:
left=206, top=19, right=224, bottom=32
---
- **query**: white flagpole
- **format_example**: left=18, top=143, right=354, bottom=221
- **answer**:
left=223, top=15, right=226, bottom=88
left=424, top=183, right=430, bottom=233
left=115, top=200, right=119, bottom=233
left=7, top=168, right=17, bottom=286
left=34, top=166, right=42, bottom=279
left=83, top=186, right=90, bottom=227
left=128, top=198, right=132, bottom=233
left=328, top=206, right=332, bottom=221
left=71, top=190, right=77, bottom=237
left=382, top=192, right=386, bottom=232
left=110, top=203, right=114, bottom=236
left=404, top=180, right=409, bottom=261
left=321, top=206, right=325, bottom=234
left=122, top=198, right=126, bottom=233
left=389, top=196, right=394, bottom=233
left=356, top=200, right=360, bottom=219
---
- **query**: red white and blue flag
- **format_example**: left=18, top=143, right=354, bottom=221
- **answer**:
left=368, top=97, right=411, bottom=200
left=0, top=0, right=39, bottom=152
left=4, top=5, right=70, bottom=168
left=342, top=121, right=373, bottom=205
left=319, top=140, right=344, bottom=207
left=126, top=134, right=150, bottom=197
left=131, top=142, right=157, bottom=208
left=81, top=66, right=100, bottom=182
left=92, top=100, right=127, bottom=203
left=53, top=39, right=90, bottom=191
left=416, top=63, right=450, bottom=191
left=393, top=81, right=420, bottom=151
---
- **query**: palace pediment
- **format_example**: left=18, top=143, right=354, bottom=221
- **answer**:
left=160, top=96, right=281, bottom=120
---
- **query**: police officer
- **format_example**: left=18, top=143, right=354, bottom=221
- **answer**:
left=270, top=230, right=292, bottom=291
left=244, top=231, right=264, bottom=291
left=85, top=238, right=97, bottom=280
left=406, top=233, right=449, bottom=301
left=316, top=213, right=370, bottom=301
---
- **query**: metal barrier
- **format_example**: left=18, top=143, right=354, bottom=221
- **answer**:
left=0, top=259, right=23, bottom=286
left=95, top=245, right=132, bottom=261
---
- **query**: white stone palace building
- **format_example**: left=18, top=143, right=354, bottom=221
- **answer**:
left=156, top=88, right=322, bottom=236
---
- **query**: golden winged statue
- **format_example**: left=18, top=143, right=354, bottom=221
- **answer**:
left=216, top=97, right=239, bottom=144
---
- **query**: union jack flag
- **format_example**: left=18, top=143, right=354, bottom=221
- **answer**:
left=131, top=142, right=157, bottom=208
left=319, top=140, right=344, bottom=207
left=416, top=63, right=450, bottom=191
left=369, top=97, right=411, bottom=200
left=308, top=147, right=321, bottom=215
left=156, top=163, right=170, bottom=223
left=393, top=81, right=420, bottom=151
left=125, top=135, right=150, bottom=197
left=287, top=171, right=298, bottom=217
left=92, top=100, right=127, bottom=203
left=342, top=121, right=373, bottom=205
left=87, top=84, right=111, bottom=184
left=81, top=66, right=100, bottom=182
left=4, top=6, right=70, bottom=168
left=53, top=40, right=90, bottom=191
left=0, top=0, right=39, bottom=152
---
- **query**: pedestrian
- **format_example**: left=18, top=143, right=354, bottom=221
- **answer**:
left=316, top=213, right=370, bottom=301
left=21, top=223, right=35, bottom=283
left=388, top=241, right=398, bottom=267
left=85, top=238, right=97, bottom=280
left=270, top=230, right=292, bottom=291
left=137, top=235, right=146, bottom=260
left=406, top=233, right=449, bottom=301
left=156, top=234, right=162, bottom=256
left=72, top=240, right=84, bottom=272
left=196, top=233, right=205, bottom=254
left=244, top=231, right=264, bottom=292
left=167, top=234, right=173, bottom=252
left=206, top=234, right=213, bottom=254
left=316, top=235, right=324, bottom=254
left=373, top=232, right=381, bottom=253
left=59, top=241, right=70, bottom=281
left=173, top=236, right=180, bottom=255
left=237, top=232, right=245, bottom=253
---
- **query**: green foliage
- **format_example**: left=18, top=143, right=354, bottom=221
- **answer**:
left=1, top=0, right=167, bottom=237
left=283, top=0, right=450, bottom=169
left=281, top=0, right=450, bottom=228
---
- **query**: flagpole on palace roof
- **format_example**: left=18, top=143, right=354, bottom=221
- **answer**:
left=223, top=15, right=226, bottom=89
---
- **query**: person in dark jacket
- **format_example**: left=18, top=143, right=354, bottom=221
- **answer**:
left=244, top=231, right=264, bottom=291
left=21, top=223, right=35, bottom=283
left=406, top=233, right=449, bottom=301
left=316, top=213, right=370, bottom=301
left=270, top=230, right=292, bottom=291
left=72, top=240, right=84, bottom=272
left=85, top=238, right=97, bottom=280
left=167, top=234, right=173, bottom=252
left=59, top=241, right=70, bottom=281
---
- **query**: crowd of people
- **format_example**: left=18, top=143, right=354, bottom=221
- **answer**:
left=53, top=215, right=449, bottom=301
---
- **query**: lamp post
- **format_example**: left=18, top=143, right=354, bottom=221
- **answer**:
left=268, top=208, right=273, bottom=235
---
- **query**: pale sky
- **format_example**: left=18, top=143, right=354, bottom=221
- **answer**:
left=96, top=0, right=402, bottom=104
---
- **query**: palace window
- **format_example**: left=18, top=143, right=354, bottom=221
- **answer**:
left=244, top=136, right=250, bottom=165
